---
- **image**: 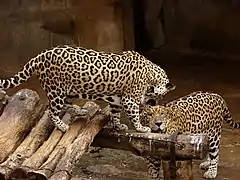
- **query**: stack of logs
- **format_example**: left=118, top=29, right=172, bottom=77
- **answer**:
left=0, top=89, right=208, bottom=180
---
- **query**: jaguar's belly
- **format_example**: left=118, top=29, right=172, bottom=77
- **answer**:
left=67, top=92, right=122, bottom=106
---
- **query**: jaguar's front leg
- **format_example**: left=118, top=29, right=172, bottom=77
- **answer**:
left=121, top=95, right=151, bottom=133
left=108, top=103, right=128, bottom=131
left=146, top=156, right=162, bottom=180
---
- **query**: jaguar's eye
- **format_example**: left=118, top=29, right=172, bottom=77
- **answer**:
left=146, top=113, right=152, bottom=116
left=148, top=86, right=154, bottom=93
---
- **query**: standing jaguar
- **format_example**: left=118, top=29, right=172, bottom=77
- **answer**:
left=0, top=45, right=175, bottom=133
left=140, top=91, right=240, bottom=179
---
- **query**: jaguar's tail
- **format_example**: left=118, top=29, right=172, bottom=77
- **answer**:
left=224, top=106, right=240, bottom=129
left=0, top=57, right=38, bottom=89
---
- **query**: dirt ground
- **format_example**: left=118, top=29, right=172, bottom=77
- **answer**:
left=1, top=51, right=240, bottom=180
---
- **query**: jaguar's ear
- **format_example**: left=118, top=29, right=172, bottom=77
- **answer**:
left=166, top=83, right=176, bottom=91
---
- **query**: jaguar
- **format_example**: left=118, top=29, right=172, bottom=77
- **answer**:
left=140, top=91, right=240, bottom=179
left=0, top=45, right=175, bottom=133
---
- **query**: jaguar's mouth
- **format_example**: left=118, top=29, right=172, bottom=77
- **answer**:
left=150, top=125, right=162, bottom=133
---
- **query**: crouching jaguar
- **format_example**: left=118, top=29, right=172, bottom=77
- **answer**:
left=140, top=91, right=240, bottom=179
left=0, top=45, right=175, bottom=133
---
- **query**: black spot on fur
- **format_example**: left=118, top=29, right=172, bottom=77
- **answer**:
left=77, top=50, right=85, bottom=55
left=96, top=84, right=105, bottom=92
left=209, top=150, right=218, bottom=159
left=97, top=94, right=104, bottom=98
left=86, top=50, right=97, bottom=56
left=82, top=94, right=87, bottom=99
left=19, top=72, right=26, bottom=79
left=111, top=109, right=118, bottom=113
left=50, top=85, right=57, bottom=91
left=44, top=61, right=50, bottom=68
left=25, top=63, right=30, bottom=69
left=54, top=48, right=63, bottom=55
left=62, top=51, right=69, bottom=58
left=93, top=74, right=102, bottom=84
left=24, top=70, right=29, bottom=77
left=81, top=63, right=89, bottom=71
left=89, top=82, right=94, bottom=89
left=94, top=60, right=102, bottom=68
left=70, top=54, right=76, bottom=61
left=83, top=55, right=90, bottom=63
left=66, top=48, right=75, bottom=53
left=78, top=47, right=87, bottom=51
left=106, top=97, right=114, bottom=102
left=90, top=57, right=96, bottom=63
left=109, top=104, right=120, bottom=109
left=107, top=61, right=116, bottom=69
left=29, top=67, right=34, bottom=74
left=88, top=94, right=93, bottom=99
left=13, top=76, right=20, bottom=84
left=45, top=52, right=52, bottom=60
left=117, top=61, right=124, bottom=69
left=3, top=81, right=9, bottom=88
left=55, top=98, right=60, bottom=104
left=9, top=83, right=15, bottom=88
left=51, top=101, right=56, bottom=107
left=56, top=105, right=62, bottom=110
left=90, top=65, right=98, bottom=76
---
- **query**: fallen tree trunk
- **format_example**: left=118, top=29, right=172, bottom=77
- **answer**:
left=162, top=160, right=193, bottom=180
left=14, top=101, right=100, bottom=180
left=92, top=130, right=209, bottom=160
left=48, top=105, right=110, bottom=180
left=0, top=109, right=53, bottom=180
left=0, top=89, right=44, bottom=164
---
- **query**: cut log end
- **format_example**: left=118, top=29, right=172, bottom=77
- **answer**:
left=0, top=89, right=44, bottom=164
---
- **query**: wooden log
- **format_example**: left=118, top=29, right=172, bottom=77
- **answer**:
left=0, top=89, right=44, bottom=164
left=163, top=161, right=171, bottom=180
left=92, top=130, right=209, bottom=160
left=14, top=101, right=100, bottom=180
left=162, top=160, right=193, bottom=180
left=49, top=105, right=110, bottom=180
left=0, top=109, right=52, bottom=180
left=0, top=90, right=8, bottom=116
left=176, top=160, right=193, bottom=180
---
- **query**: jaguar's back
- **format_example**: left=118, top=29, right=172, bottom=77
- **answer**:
left=0, top=45, right=175, bottom=134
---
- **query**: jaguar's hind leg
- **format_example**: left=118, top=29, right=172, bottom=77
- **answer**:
left=108, top=104, right=128, bottom=131
left=63, top=94, right=79, bottom=111
left=48, top=93, right=69, bottom=132
left=202, top=133, right=221, bottom=179
left=146, top=156, right=161, bottom=180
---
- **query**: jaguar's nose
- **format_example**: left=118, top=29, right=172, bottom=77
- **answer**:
left=155, top=121, right=162, bottom=127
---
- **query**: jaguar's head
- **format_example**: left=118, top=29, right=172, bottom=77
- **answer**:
left=146, top=63, right=176, bottom=102
left=140, top=105, right=176, bottom=133
left=146, top=82, right=176, bottom=100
